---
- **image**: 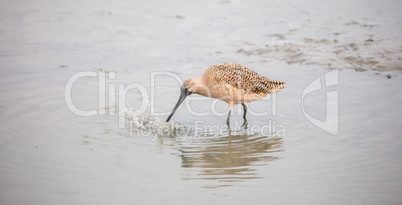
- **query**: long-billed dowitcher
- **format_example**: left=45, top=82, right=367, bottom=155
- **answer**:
left=166, top=63, right=287, bottom=126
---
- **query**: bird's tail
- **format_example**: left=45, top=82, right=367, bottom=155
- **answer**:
left=263, top=78, right=287, bottom=94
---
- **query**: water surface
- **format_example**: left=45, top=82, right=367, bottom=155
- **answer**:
left=0, top=0, right=401, bottom=204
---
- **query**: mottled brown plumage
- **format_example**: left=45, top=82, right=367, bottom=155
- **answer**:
left=166, top=63, right=287, bottom=126
left=202, top=62, right=286, bottom=95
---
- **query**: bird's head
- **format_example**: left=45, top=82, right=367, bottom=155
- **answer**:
left=165, top=79, right=194, bottom=122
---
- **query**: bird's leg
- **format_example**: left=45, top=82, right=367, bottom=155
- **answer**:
left=226, top=110, right=231, bottom=128
left=242, top=103, right=247, bottom=121
left=241, top=103, right=248, bottom=128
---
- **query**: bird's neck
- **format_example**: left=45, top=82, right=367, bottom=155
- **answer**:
left=189, top=79, right=210, bottom=97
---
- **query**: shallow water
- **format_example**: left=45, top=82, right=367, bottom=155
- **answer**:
left=0, top=0, right=401, bottom=204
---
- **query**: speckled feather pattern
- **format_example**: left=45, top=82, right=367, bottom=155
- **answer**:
left=201, top=63, right=287, bottom=95
left=167, top=62, right=287, bottom=123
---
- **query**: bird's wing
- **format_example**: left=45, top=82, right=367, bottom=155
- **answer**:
left=204, top=63, right=287, bottom=95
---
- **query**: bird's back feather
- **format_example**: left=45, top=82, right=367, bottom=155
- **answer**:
left=202, top=63, right=287, bottom=95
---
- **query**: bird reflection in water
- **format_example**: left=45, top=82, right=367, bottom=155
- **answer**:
left=178, top=131, right=283, bottom=188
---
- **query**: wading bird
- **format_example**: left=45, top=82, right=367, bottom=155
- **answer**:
left=166, top=63, right=287, bottom=126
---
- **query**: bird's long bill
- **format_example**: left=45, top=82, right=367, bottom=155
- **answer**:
left=165, top=92, right=187, bottom=122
